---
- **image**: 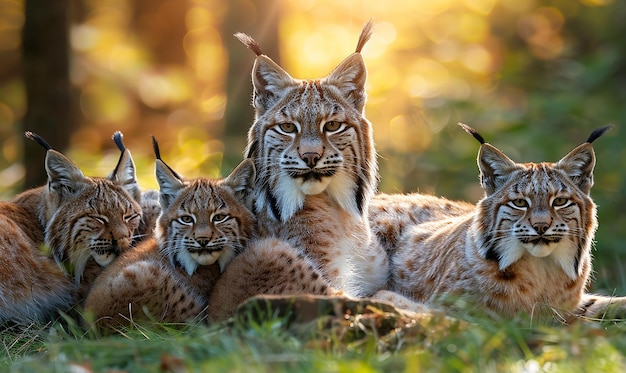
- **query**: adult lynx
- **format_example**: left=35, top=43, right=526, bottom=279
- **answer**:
left=207, top=21, right=388, bottom=319
left=0, top=132, right=141, bottom=324
left=372, top=124, right=619, bottom=322
left=85, top=138, right=256, bottom=327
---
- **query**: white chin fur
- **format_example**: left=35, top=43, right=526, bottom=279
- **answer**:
left=297, top=178, right=331, bottom=195
left=191, top=252, right=220, bottom=266
left=93, top=252, right=116, bottom=267
left=525, top=243, right=555, bottom=258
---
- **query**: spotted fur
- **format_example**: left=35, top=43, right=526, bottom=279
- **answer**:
left=38, top=134, right=142, bottom=304
left=208, top=22, right=388, bottom=319
left=371, top=125, right=613, bottom=322
left=84, top=141, right=256, bottom=328
left=0, top=132, right=142, bottom=324
left=0, top=188, right=75, bottom=325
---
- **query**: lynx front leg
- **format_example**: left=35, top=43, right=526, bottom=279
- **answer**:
left=207, top=238, right=337, bottom=322
left=575, top=293, right=626, bottom=322
left=370, top=289, right=431, bottom=314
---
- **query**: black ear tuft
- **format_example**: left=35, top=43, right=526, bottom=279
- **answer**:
left=585, top=125, right=613, bottom=144
left=458, top=123, right=486, bottom=145
left=112, top=131, right=125, bottom=152
left=355, top=19, right=374, bottom=53
left=151, top=135, right=162, bottom=160
left=151, top=135, right=184, bottom=182
left=234, top=32, right=263, bottom=56
left=25, top=131, right=52, bottom=151
left=109, top=131, right=130, bottom=182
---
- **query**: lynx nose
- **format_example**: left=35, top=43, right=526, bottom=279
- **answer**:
left=532, top=222, right=549, bottom=235
left=301, top=152, right=321, bottom=168
left=196, top=238, right=210, bottom=248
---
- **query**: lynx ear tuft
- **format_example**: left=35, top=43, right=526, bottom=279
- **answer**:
left=355, top=19, right=374, bottom=53
left=585, top=124, right=612, bottom=144
left=555, top=125, right=612, bottom=194
left=459, top=123, right=486, bottom=145
left=152, top=136, right=185, bottom=209
left=235, top=32, right=295, bottom=114
left=24, top=131, right=52, bottom=151
left=109, top=131, right=141, bottom=202
left=461, top=124, right=516, bottom=195
left=112, top=131, right=125, bottom=152
left=234, top=32, right=263, bottom=56
left=25, top=131, right=90, bottom=202
left=326, top=21, right=374, bottom=113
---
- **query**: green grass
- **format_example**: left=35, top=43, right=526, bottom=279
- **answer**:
left=2, top=298, right=626, bottom=373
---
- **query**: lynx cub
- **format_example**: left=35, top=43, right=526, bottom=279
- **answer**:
left=0, top=132, right=141, bottom=324
left=372, top=124, right=616, bottom=322
left=207, top=21, right=388, bottom=320
left=85, top=138, right=256, bottom=327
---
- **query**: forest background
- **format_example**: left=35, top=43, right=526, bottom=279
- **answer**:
left=1, top=0, right=625, bottom=294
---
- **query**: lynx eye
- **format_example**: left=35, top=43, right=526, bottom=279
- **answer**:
left=277, top=122, right=297, bottom=134
left=212, top=213, right=229, bottom=224
left=91, top=215, right=108, bottom=225
left=510, top=199, right=529, bottom=208
left=552, top=197, right=569, bottom=207
left=124, top=213, right=140, bottom=223
left=178, top=215, right=195, bottom=224
left=323, top=121, right=343, bottom=133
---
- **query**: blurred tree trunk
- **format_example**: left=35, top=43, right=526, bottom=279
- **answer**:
left=21, top=0, right=75, bottom=189
left=221, top=0, right=281, bottom=171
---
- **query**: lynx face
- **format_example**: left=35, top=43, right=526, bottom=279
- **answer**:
left=493, top=168, right=589, bottom=256
left=239, top=26, right=377, bottom=222
left=269, top=100, right=361, bottom=196
left=47, top=182, right=141, bottom=271
left=155, top=154, right=256, bottom=275
left=41, top=144, right=142, bottom=284
left=474, top=136, right=598, bottom=281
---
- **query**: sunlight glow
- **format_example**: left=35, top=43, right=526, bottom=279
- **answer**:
left=406, top=59, right=449, bottom=98
left=71, top=25, right=100, bottom=51
left=464, top=0, right=497, bottom=15
left=1, top=0, right=621, bottom=199
left=389, top=115, right=432, bottom=153
left=461, top=44, right=493, bottom=74
left=0, top=0, right=23, bottom=51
